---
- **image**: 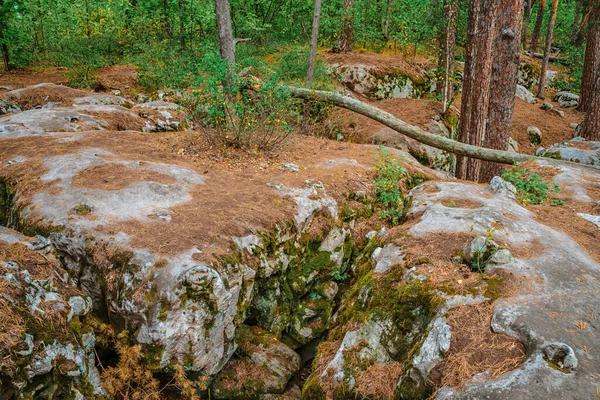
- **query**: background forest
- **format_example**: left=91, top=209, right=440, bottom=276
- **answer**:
left=0, top=0, right=588, bottom=92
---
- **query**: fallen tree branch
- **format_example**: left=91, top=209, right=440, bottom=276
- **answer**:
left=285, top=86, right=600, bottom=171
left=286, top=86, right=529, bottom=165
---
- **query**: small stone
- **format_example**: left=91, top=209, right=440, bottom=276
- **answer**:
left=527, top=126, right=543, bottom=145
left=67, top=296, right=92, bottom=321
left=488, top=248, right=514, bottom=265
left=541, top=102, right=553, bottom=111
left=280, top=162, right=300, bottom=172
left=553, top=91, right=579, bottom=108
left=365, top=230, right=377, bottom=240
left=515, top=85, right=536, bottom=104
left=489, top=176, right=517, bottom=199
left=508, top=137, right=519, bottom=153
left=535, top=146, right=546, bottom=156
left=569, top=123, right=579, bottom=129
left=550, top=109, right=565, bottom=118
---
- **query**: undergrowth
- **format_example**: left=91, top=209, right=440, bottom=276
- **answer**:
left=373, top=149, right=407, bottom=226
left=502, top=166, right=561, bottom=205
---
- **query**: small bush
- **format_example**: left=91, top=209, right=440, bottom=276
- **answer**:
left=502, top=166, right=561, bottom=205
left=373, top=149, right=406, bottom=225
left=192, top=52, right=300, bottom=151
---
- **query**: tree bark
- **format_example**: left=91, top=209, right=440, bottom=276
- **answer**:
left=214, top=0, right=235, bottom=68
left=306, top=0, right=322, bottom=87
left=575, top=0, right=593, bottom=47
left=581, top=68, right=600, bottom=141
left=529, top=0, right=546, bottom=53
left=437, top=0, right=458, bottom=113
left=481, top=0, right=525, bottom=182
left=178, top=0, right=186, bottom=50
left=456, top=0, right=497, bottom=182
left=0, top=24, right=10, bottom=71
left=383, top=0, right=393, bottom=39
left=332, top=0, right=355, bottom=53
left=522, top=0, right=533, bottom=47
left=578, top=2, right=600, bottom=112
left=285, top=86, right=599, bottom=171
left=537, top=0, right=559, bottom=99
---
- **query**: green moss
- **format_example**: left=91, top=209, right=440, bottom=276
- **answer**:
left=542, top=151, right=562, bottom=160
left=483, top=275, right=505, bottom=302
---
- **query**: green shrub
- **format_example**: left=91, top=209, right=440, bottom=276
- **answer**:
left=502, top=166, right=561, bottom=205
left=373, top=149, right=407, bottom=225
left=192, top=52, right=300, bottom=151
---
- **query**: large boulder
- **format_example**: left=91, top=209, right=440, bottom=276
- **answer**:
left=515, top=85, right=536, bottom=104
left=212, top=325, right=301, bottom=399
left=541, top=137, right=600, bottom=165
left=553, top=91, right=579, bottom=108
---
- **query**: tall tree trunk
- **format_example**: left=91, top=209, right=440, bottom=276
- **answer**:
left=575, top=1, right=593, bottom=47
left=303, top=0, right=322, bottom=135
left=0, top=25, right=10, bottom=71
left=163, top=0, right=171, bottom=37
left=573, top=0, right=582, bottom=39
left=522, top=0, right=533, bottom=47
left=480, top=0, right=525, bottom=182
left=306, top=0, right=322, bottom=87
left=529, top=0, right=546, bottom=53
left=581, top=67, right=600, bottom=141
left=178, top=0, right=186, bottom=50
left=383, top=0, right=392, bottom=39
left=578, top=2, right=600, bottom=112
left=437, top=0, right=458, bottom=113
left=456, top=0, right=497, bottom=182
left=214, top=0, right=235, bottom=68
left=332, top=0, right=355, bottom=53
left=537, top=0, right=559, bottom=99
left=580, top=68, right=600, bottom=140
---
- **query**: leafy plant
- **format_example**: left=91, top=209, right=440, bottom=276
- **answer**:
left=373, top=149, right=406, bottom=226
left=468, top=225, right=502, bottom=273
left=502, top=166, right=561, bottom=205
left=332, top=270, right=350, bottom=282
left=192, top=51, right=300, bottom=151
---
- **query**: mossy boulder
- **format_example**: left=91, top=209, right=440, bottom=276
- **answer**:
left=212, top=325, right=301, bottom=399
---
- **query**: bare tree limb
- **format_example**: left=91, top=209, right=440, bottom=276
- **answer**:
left=284, top=86, right=600, bottom=171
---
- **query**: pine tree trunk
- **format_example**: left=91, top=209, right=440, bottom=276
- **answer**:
left=306, top=0, right=322, bottom=87
left=522, top=0, right=533, bottom=47
left=214, top=0, right=235, bottom=68
left=480, top=0, right=525, bottom=182
left=581, top=68, right=600, bottom=140
left=456, top=0, right=497, bottom=182
left=575, top=1, right=593, bottom=47
left=178, top=0, right=186, bottom=50
left=578, top=3, right=600, bottom=112
left=437, top=0, right=458, bottom=113
left=384, top=0, right=393, bottom=39
left=537, top=0, right=559, bottom=100
left=529, top=0, right=546, bottom=53
left=332, top=0, right=355, bottom=53
left=0, top=25, right=10, bottom=71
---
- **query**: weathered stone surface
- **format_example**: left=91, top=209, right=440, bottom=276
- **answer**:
left=543, top=138, right=600, bottom=165
left=515, top=85, right=536, bottom=104
left=406, top=179, right=600, bottom=400
left=373, top=123, right=455, bottom=171
left=0, top=228, right=104, bottom=397
left=212, top=325, right=301, bottom=399
left=489, top=176, right=517, bottom=199
left=328, top=63, right=430, bottom=100
left=527, top=126, right=542, bottom=145
left=553, top=91, right=579, bottom=108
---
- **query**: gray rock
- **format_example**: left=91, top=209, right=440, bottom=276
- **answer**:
left=543, top=342, right=578, bottom=370
left=550, top=109, right=565, bottom=118
left=371, top=244, right=405, bottom=273
left=535, top=146, right=547, bottom=156
left=280, top=162, right=300, bottom=172
left=544, top=138, right=600, bottom=165
left=570, top=122, right=579, bottom=129
left=0, top=100, right=21, bottom=115
left=541, top=102, right=553, bottom=111
left=411, top=317, right=451, bottom=380
left=487, top=248, right=514, bottom=266
left=527, top=126, right=543, bottom=145
left=553, top=91, right=579, bottom=108
left=515, top=85, right=536, bottom=104
left=489, top=176, right=517, bottom=200
left=508, top=137, right=519, bottom=153
left=463, top=236, right=499, bottom=267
